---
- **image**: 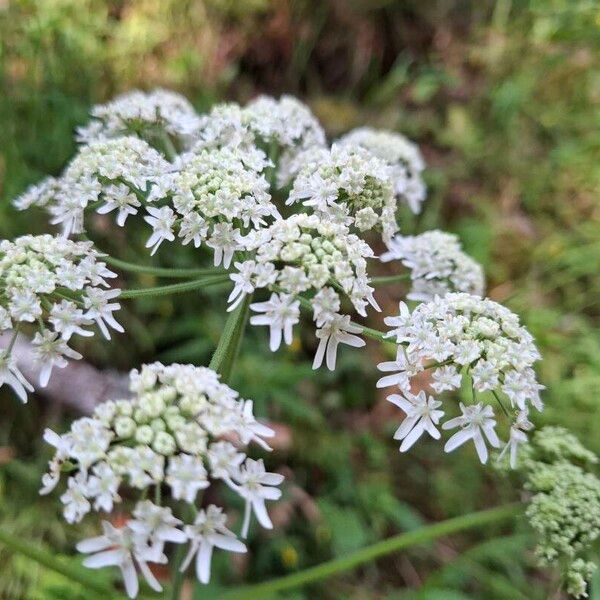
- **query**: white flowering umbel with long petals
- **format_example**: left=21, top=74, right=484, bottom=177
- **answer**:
left=14, top=137, right=169, bottom=236
left=0, top=235, right=122, bottom=400
left=379, top=293, right=544, bottom=464
left=41, top=362, right=283, bottom=596
left=75, top=88, right=202, bottom=147
left=338, top=126, right=427, bottom=214
left=288, top=144, right=399, bottom=242
left=229, top=213, right=379, bottom=368
left=381, top=230, right=485, bottom=301
left=143, top=146, right=278, bottom=265
left=191, top=95, right=326, bottom=182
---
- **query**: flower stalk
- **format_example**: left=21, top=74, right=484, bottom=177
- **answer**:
left=105, top=255, right=228, bottom=279
left=222, top=503, right=521, bottom=599
left=119, top=274, right=230, bottom=299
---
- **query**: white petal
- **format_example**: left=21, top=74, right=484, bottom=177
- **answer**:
left=399, top=422, right=425, bottom=452
left=196, top=541, right=213, bottom=584
left=444, top=428, right=474, bottom=453
left=211, top=533, right=246, bottom=553
left=252, top=498, right=273, bottom=529
left=83, top=549, right=123, bottom=569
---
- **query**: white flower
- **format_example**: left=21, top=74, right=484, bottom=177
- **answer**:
left=9, top=289, right=42, bottom=322
left=70, top=417, right=113, bottom=469
left=382, top=301, right=412, bottom=342
left=234, top=459, right=284, bottom=538
left=18, top=138, right=169, bottom=233
left=228, top=261, right=257, bottom=311
left=42, top=362, right=285, bottom=588
left=180, top=505, right=247, bottom=584
left=313, top=314, right=365, bottom=371
left=288, top=144, right=398, bottom=241
left=443, top=403, right=501, bottom=464
left=76, top=88, right=201, bottom=144
left=77, top=521, right=166, bottom=599
left=380, top=231, right=485, bottom=301
left=207, top=441, right=245, bottom=483
left=338, top=127, right=426, bottom=214
left=381, top=293, right=543, bottom=465
left=0, top=350, right=33, bottom=403
left=431, top=365, right=462, bottom=393
left=206, top=222, right=242, bottom=268
left=144, top=206, right=176, bottom=255
left=498, top=410, right=533, bottom=468
left=234, top=399, right=276, bottom=451
left=166, top=454, right=209, bottom=503
left=83, top=288, right=124, bottom=340
left=387, top=391, right=444, bottom=451
left=376, top=347, right=423, bottom=392
left=96, top=184, right=141, bottom=226
left=32, top=330, right=83, bottom=387
left=87, top=462, right=121, bottom=512
left=142, top=147, right=279, bottom=266
left=0, top=235, right=123, bottom=396
left=179, top=213, right=208, bottom=247
left=311, top=287, right=341, bottom=327
left=49, top=300, right=93, bottom=341
left=61, top=472, right=91, bottom=523
left=129, top=500, right=187, bottom=552
left=250, top=293, right=300, bottom=351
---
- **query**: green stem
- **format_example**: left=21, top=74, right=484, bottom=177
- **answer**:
left=155, top=130, right=178, bottom=162
left=222, top=504, right=520, bottom=599
left=171, top=503, right=198, bottom=600
left=371, top=273, right=411, bottom=286
left=0, top=528, right=120, bottom=597
left=209, top=293, right=253, bottom=383
left=105, top=255, right=228, bottom=279
left=119, top=274, right=230, bottom=299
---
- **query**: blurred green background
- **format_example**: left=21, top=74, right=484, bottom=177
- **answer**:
left=0, top=0, right=599, bottom=598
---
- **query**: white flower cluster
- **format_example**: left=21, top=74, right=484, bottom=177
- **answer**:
left=192, top=95, right=326, bottom=179
left=244, top=94, right=326, bottom=157
left=14, top=137, right=170, bottom=236
left=75, top=88, right=202, bottom=146
left=191, top=103, right=271, bottom=173
left=338, top=127, right=426, bottom=214
left=379, top=293, right=543, bottom=465
left=287, top=144, right=399, bottom=242
left=0, top=235, right=122, bottom=401
left=381, top=230, right=485, bottom=301
left=41, top=362, right=283, bottom=597
left=144, top=147, right=278, bottom=261
left=228, top=214, right=378, bottom=369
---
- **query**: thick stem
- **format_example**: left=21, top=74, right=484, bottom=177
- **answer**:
left=222, top=504, right=521, bottom=599
left=119, top=274, right=230, bottom=299
left=209, top=293, right=253, bottom=383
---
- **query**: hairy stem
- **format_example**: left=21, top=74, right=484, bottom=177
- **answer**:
left=209, top=294, right=253, bottom=383
left=119, top=274, right=230, bottom=299
left=222, top=504, right=521, bottom=599
left=371, top=273, right=411, bottom=286
left=105, top=255, right=228, bottom=279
